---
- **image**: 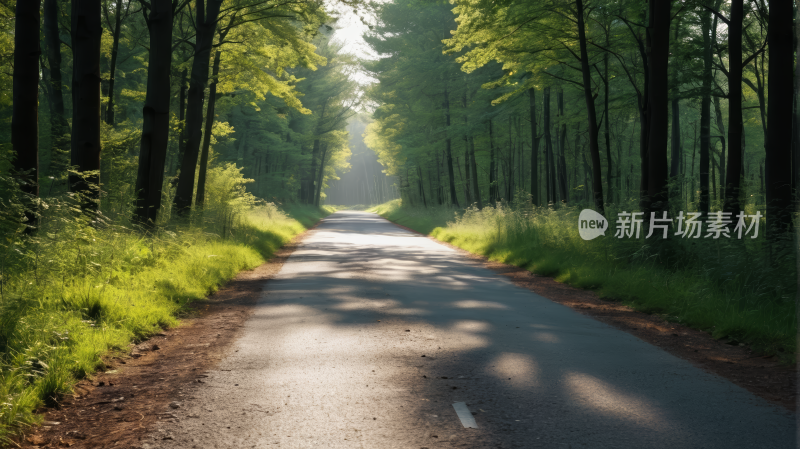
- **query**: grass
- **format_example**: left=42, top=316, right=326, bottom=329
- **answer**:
left=0, top=202, right=330, bottom=446
left=370, top=199, right=797, bottom=361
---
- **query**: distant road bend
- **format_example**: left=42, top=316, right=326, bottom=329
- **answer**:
left=146, top=211, right=795, bottom=449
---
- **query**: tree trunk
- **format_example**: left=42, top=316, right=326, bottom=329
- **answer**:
left=722, top=0, right=743, bottom=219
left=765, top=0, right=794, bottom=235
left=70, top=0, right=103, bottom=210
left=489, top=120, right=497, bottom=204
left=543, top=87, right=553, bottom=203
left=462, top=90, right=472, bottom=205
left=603, top=45, right=613, bottom=204
left=43, top=0, right=70, bottom=180
left=506, top=116, right=514, bottom=202
left=306, top=139, right=321, bottom=204
left=669, top=18, right=682, bottom=200
left=444, top=85, right=460, bottom=207
left=105, top=0, right=123, bottom=125
left=795, top=0, right=800, bottom=208
left=469, top=136, right=482, bottom=208
left=699, top=7, right=714, bottom=215
left=172, top=67, right=188, bottom=181
left=529, top=88, right=539, bottom=206
left=314, top=143, right=328, bottom=207
left=645, top=0, right=672, bottom=215
left=133, top=0, right=173, bottom=226
left=712, top=97, right=727, bottom=199
left=464, top=145, right=472, bottom=204
left=575, top=0, right=605, bottom=215
left=174, top=0, right=223, bottom=214
left=418, top=164, right=428, bottom=208
left=12, top=0, right=41, bottom=226
left=557, top=89, right=569, bottom=203
left=195, top=50, right=222, bottom=209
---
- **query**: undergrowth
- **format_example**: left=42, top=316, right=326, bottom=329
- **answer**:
left=0, top=165, right=330, bottom=445
left=370, top=198, right=797, bottom=361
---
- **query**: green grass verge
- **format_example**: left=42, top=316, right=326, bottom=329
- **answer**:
left=370, top=199, right=797, bottom=362
left=0, top=204, right=330, bottom=445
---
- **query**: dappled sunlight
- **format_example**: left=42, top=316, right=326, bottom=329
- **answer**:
left=450, top=320, right=492, bottom=333
left=531, top=331, right=560, bottom=343
left=218, top=211, right=796, bottom=448
left=450, top=300, right=509, bottom=310
left=331, top=299, right=401, bottom=311
left=484, top=353, right=540, bottom=389
left=564, top=372, right=672, bottom=431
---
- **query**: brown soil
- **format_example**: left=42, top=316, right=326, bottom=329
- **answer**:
left=12, top=216, right=796, bottom=448
left=390, top=220, right=797, bottom=414
left=12, top=228, right=313, bottom=449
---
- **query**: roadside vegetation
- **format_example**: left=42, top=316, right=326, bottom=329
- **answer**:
left=1, top=0, right=362, bottom=443
left=372, top=199, right=797, bottom=362
left=0, top=164, right=330, bottom=445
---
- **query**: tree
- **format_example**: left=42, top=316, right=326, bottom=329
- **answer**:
left=11, top=0, right=42, bottom=228
left=103, top=0, right=138, bottom=126
left=644, top=0, right=671, bottom=215
left=133, top=0, right=177, bottom=226
left=70, top=0, right=104, bottom=209
left=173, top=0, right=326, bottom=215
left=42, top=0, right=70, bottom=179
left=764, top=0, right=794, bottom=237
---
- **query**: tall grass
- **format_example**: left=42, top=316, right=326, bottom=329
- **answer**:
left=0, top=163, right=330, bottom=445
left=371, top=198, right=797, bottom=359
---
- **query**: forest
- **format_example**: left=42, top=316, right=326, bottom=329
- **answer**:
left=0, top=0, right=365, bottom=442
left=364, top=0, right=795, bottom=232
left=0, top=0, right=797, bottom=444
left=361, top=0, right=797, bottom=405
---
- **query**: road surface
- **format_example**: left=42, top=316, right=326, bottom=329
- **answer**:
left=144, top=211, right=795, bottom=448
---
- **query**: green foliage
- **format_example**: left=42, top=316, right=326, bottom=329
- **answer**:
left=0, top=181, right=328, bottom=444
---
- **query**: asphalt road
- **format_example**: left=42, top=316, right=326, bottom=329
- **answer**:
left=145, top=211, right=796, bottom=449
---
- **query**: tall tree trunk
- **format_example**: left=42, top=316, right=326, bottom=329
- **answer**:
left=105, top=0, right=123, bottom=125
left=133, top=0, right=173, bottom=226
left=306, top=139, right=321, bottom=204
left=172, top=67, right=188, bottom=181
left=529, top=88, right=539, bottom=206
left=712, top=96, right=727, bottom=199
left=464, top=145, right=472, bottom=204
left=314, top=143, right=328, bottom=207
left=174, top=0, right=223, bottom=215
left=699, top=7, right=715, bottom=215
left=12, top=0, right=41, bottom=228
left=444, top=85, right=460, bottom=207
left=723, top=0, right=743, bottom=219
left=43, top=0, right=70, bottom=180
left=506, top=116, right=514, bottom=202
left=669, top=18, right=682, bottom=200
left=576, top=0, right=605, bottom=215
left=306, top=101, right=327, bottom=205
left=462, top=90, right=472, bottom=205
left=543, top=87, right=553, bottom=203
left=765, top=0, right=794, bottom=235
left=795, top=0, right=800, bottom=208
left=417, top=165, right=428, bottom=208
left=70, top=0, right=103, bottom=210
left=469, top=136, right=482, bottom=208
left=557, top=90, right=569, bottom=202
left=645, top=0, right=672, bottom=215
left=195, top=50, right=222, bottom=209
left=603, top=42, right=613, bottom=204
left=489, top=120, right=497, bottom=204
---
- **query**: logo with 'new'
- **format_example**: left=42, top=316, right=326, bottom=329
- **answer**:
left=578, top=209, right=607, bottom=240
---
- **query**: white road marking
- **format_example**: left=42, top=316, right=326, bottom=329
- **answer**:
left=452, top=402, right=479, bottom=428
